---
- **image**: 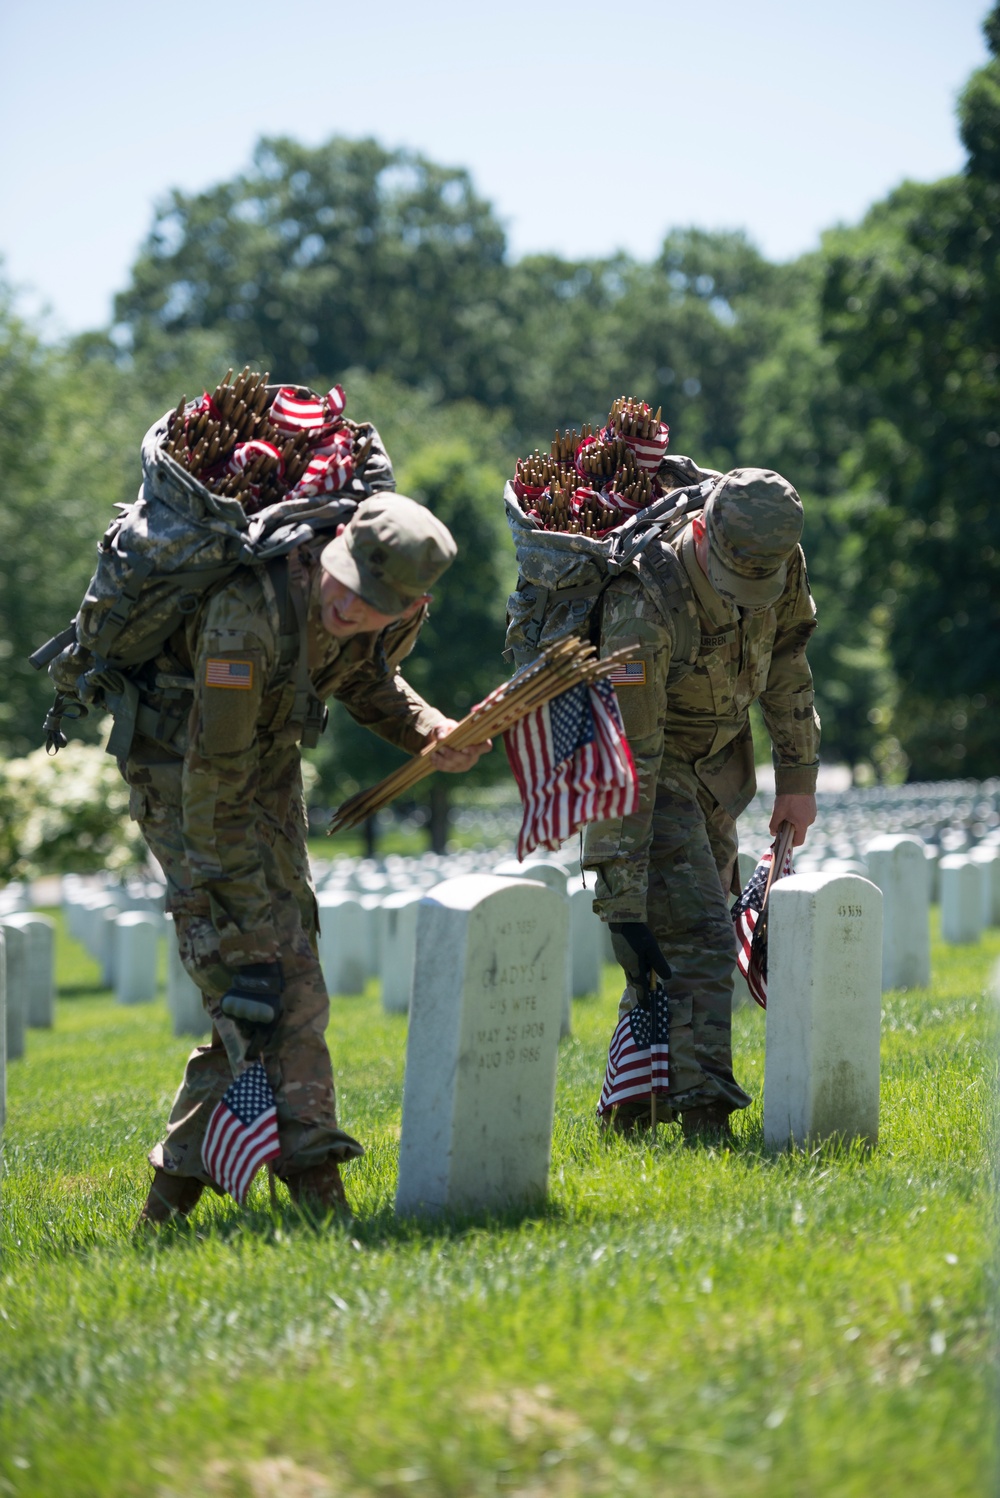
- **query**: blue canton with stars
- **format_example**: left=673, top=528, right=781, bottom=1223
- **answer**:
left=629, top=987, right=670, bottom=1047
left=550, top=683, right=595, bottom=764
left=221, top=1060, right=276, bottom=1126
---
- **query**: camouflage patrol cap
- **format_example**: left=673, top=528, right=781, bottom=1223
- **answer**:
left=703, top=468, right=803, bottom=609
left=320, top=494, right=457, bottom=616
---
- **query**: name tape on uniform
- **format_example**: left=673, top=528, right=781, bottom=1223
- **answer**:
left=205, top=658, right=254, bottom=690
left=607, top=659, right=646, bottom=687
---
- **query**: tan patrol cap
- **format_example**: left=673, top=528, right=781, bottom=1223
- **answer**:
left=319, top=494, right=457, bottom=616
left=703, top=468, right=803, bottom=609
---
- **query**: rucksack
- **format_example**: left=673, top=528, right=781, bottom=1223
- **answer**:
left=503, top=456, right=722, bottom=675
left=31, top=392, right=395, bottom=757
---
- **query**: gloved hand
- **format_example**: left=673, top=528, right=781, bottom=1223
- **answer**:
left=220, top=962, right=284, bottom=1027
left=608, top=922, right=672, bottom=987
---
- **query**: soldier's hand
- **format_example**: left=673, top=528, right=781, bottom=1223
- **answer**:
left=428, top=720, right=493, bottom=773
left=221, top=962, right=284, bottom=1028
left=769, top=793, right=816, bottom=847
left=608, top=921, right=672, bottom=982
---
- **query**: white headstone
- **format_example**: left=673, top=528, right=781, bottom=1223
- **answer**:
left=568, top=881, right=602, bottom=997
left=397, top=875, right=566, bottom=1216
left=359, top=892, right=384, bottom=977
left=939, top=854, right=984, bottom=945
left=492, top=858, right=571, bottom=1034
left=969, top=845, right=1000, bottom=927
left=165, top=915, right=210, bottom=1036
left=0, top=919, right=27, bottom=1062
left=863, top=834, right=931, bottom=990
left=380, top=889, right=425, bottom=1014
left=317, top=892, right=369, bottom=996
left=763, top=873, right=882, bottom=1149
left=0, top=912, right=56, bottom=1027
left=114, top=912, right=160, bottom=1005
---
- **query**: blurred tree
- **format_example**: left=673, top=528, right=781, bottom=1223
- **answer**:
left=114, top=137, right=515, bottom=408
left=819, top=3, right=1000, bottom=777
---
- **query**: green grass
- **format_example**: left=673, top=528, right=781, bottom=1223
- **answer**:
left=1, top=912, right=997, bottom=1498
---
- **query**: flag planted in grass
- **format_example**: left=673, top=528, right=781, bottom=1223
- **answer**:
left=202, top=1059, right=280, bottom=1203
left=731, top=822, right=796, bottom=1008
left=596, top=982, right=670, bottom=1117
left=505, top=677, right=638, bottom=860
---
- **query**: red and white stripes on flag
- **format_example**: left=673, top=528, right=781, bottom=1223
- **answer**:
left=286, top=427, right=355, bottom=500
left=621, top=422, right=670, bottom=473
left=732, top=840, right=795, bottom=1007
left=504, top=677, right=638, bottom=861
left=270, top=384, right=347, bottom=436
left=202, top=1059, right=280, bottom=1204
left=596, top=985, right=670, bottom=1116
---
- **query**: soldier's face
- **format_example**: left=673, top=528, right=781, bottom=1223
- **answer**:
left=319, top=570, right=425, bottom=638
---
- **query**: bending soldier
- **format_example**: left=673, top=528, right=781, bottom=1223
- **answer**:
left=584, top=468, right=820, bottom=1143
left=134, top=496, right=489, bottom=1225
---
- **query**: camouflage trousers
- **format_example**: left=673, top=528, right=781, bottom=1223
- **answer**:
left=125, top=740, right=363, bottom=1188
left=611, top=759, right=752, bottom=1115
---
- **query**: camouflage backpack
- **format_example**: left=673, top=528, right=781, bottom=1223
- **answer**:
left=504, top=454, right=722, bottom=673
left=31, top=393, right=394, bottom=758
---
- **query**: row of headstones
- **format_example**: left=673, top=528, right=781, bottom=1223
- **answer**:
left=394, top=867, right=886, bottom=1215
left=0, top=858, right=975, bottom=1220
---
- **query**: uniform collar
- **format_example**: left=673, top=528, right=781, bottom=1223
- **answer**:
left=679, top=523, right=739, bottom=628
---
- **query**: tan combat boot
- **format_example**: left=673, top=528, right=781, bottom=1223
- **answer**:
left=282, top=1158, right=351, bottom=1218
left=136, top=1169, right=205, bottom=1231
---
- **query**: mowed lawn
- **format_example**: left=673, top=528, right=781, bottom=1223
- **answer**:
left=1, top=911, right=996, bottom=1498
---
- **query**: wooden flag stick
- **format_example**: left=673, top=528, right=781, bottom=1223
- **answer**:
left=327, top=638, right=636, bottom=836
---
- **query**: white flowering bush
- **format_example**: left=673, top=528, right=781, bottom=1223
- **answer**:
left=0, top=738, right=145, bottom=881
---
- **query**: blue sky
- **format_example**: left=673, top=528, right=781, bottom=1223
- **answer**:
left=0, top=0, right=990, bottom=336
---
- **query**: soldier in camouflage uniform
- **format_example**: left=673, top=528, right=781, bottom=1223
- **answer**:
left=136, top=496, right=489, bottom=1225
left=583, top=468, right=819, bottom=1144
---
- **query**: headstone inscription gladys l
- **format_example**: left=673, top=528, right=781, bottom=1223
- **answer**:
left=493, top=858, right=571, bottom=1035
left=863, top=834, right=930, bottom=990
left=763, top=873, right=882, bottom=1149
left=396, top=875, right=566, bottom=1217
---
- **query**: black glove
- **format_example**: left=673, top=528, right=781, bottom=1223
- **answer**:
left=220, top=962, right=284, bottom=1027
left=609, top=922, right=672, bottom=984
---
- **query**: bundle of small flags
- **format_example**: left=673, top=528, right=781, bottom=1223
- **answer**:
left=202, top=1058, right=281, bottom=1203
left=511, top=395, right=670, bottom=539
left=161, top=368, right=374, bottom=515
left=731, top=824, right=796, bottom=1008
left=596, top=981, right=670, bottom=1119
left=327, top=636, right=638, bottom=843
left=504, top=676, right=638, bottom=859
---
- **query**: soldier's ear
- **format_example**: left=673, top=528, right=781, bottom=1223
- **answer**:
left=401, top=593, right=432, bottom=620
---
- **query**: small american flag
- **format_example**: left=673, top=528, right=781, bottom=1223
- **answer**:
left=269, top=388, right=328, bottom=434
left=205, top=658, right=254, bottom=689
left=607, top=659, right=646, bottom=687
left=504, top=677, right=638, bottom=860
left=731, top=839, right=794, bottom=1008
left=202, top=1059, right=281, bottom=1204
left=597, top=984, right=670, bottom=1116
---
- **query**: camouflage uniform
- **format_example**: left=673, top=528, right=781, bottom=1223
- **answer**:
left=583, top=519, right=819, bottom=1114
left=127, top=544, right=446, bottom=1186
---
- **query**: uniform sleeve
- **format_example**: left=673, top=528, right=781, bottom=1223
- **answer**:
left=582, top=572, right=673, bottom=922
left=334, top=607, right=448, bottom=755
left=758, top=544, right=821, bottom=796
left=181, top=585, right=280, bottom=969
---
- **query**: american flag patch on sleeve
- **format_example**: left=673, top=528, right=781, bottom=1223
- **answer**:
left=205, top=658, right=254, bottom=690
left=606, top=659, right=647, bottom=687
